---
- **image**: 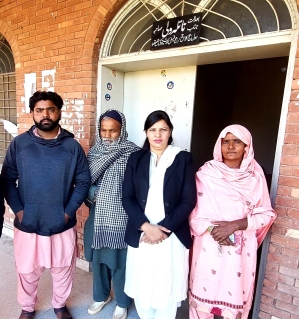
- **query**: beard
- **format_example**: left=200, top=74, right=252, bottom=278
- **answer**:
left=34, top=118, right=61, bottom=132
left=102, top=138, right=118, bottom=146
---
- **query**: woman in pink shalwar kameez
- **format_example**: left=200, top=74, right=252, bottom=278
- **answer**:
left=189, top=124, right=276, bottom=319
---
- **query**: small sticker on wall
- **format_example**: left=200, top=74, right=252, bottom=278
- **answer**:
left=167, top=81, right=174, bottom=89
left=105, top=94, right=111, bottom=101
left=107, top=82, right=112, bottom=90
left=112, top=70, right=117, bottom=77
left=161, top=70, right=166, bottom=77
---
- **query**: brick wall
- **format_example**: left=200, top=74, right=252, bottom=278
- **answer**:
left=0, top=0, right=126, bottom=259
left=1, top=1, right=299, bottom=317
left=259, top=39, right=299, bottom=319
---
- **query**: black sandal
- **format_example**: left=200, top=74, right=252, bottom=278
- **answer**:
left=19, top=310, right=35, bottom=319
left=54, top=306, right=73, bottom=319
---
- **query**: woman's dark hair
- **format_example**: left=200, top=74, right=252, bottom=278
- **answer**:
left=142, top=110, right=173, bottom=150
left=29, top=91, right=64, bottom=111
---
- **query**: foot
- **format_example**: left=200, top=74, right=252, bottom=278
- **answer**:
left=19, top=310, right=35, bottom=319
left=112, top=305, right=127, bottom=319
left=88, top=295, right=112, bottom=315
left=54, top=305, right=72, bottom=319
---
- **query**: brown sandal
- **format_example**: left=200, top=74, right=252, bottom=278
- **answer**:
left=19, top=310, right=35, bottom=319
left=54, top=306, right=73, bottom=319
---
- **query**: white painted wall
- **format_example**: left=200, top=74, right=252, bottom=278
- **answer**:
left=123, top=66, right=197, bottom=150
left=98, top=65, right=124, bottom=114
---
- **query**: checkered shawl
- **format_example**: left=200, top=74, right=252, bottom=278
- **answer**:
left=87, top=109, right=140, bottom=249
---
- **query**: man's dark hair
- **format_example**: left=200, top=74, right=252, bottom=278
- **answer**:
left=29, top=91, right=64, bottom=111
left=142, top=110, right=174, bottom=150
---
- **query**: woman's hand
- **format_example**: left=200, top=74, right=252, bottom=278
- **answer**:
left=140, top=222, right=171, bottom=244
left=211, top=218, right=247, bottom=246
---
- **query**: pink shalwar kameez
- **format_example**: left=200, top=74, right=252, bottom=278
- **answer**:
left=189, top=125, right=276, bottom=319
left=14, top=227, right=77, bottom=312
left=14, top=128, right=77, bottom=313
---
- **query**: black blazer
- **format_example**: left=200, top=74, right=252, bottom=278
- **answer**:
left=122, top=149, right=197, bottom=249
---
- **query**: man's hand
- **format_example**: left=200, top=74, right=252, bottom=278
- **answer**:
left=16, top=210, right=24, bottom=223
left=64, top=213, right=70, bottom=224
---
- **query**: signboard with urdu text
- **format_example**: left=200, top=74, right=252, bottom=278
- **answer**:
left=150, top=13, right=202, bottom=51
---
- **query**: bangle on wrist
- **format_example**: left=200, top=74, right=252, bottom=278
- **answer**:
left=207, top=226, right=214, bottom=233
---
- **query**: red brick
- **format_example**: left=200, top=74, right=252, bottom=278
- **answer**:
left=293, top=68, right=299, bottom=79
left=269, top=243, right=281, bottom=254
left=287, top=208, right=299, bottom=218
left=277, top=185, right=292, bottom=196
left=282, top=144, right=299, bottom=155
left=261, top=294, right=274, bottom=306
left=276, top=300, right=299, bottom=315
left=282, top=134, right=299, bottom=146
left=279, top=265, right=299, bottom=279
left=275, top=215, right=299, bottom=229
left=274, top=205, right=288, bottom=216
left=276, top=196, right=299, bottom=209
left=279, top=165, right=294, bottom=176
left=293, top=168, right=299, bottom=176
left=260, top=303, right=290, bottom=319
left=271, top=234, right=299, bottom=249
left=292, top=79, right=299, bottom=90
left=291, top=90, right=299, bottom=101
left=277, top=282, right=299, bottom=296
left=74, top=1, right=93, bottom=11
left=287, top=112, right=299, bottom=123
left=281, top=246, right=299, bottom=260
left=265, top=269, right=296, bottom=285
left=293, top=296, right=299, bottom=306
left=289, top=101, right=299, bottom=112
left=50, top=2, right=67, bottom=11
left=266, top=262, right=279, bottom=273
left=258, top=311, right=271, bottom=319
left=263, top=287, right=293, bottom=304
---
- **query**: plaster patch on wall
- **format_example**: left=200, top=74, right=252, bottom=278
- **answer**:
left=75, top=112, right=84, bottom=119
left=291, top=188, right=299, bottom=198
left=285, top=229, right=299, bottom=239
left=74, top=126, right=86, bottom=139
left=23, top=73, right=36, bottom=113
left=61, top=98, right=85, bottom=137
left=62, top=118, right=83, bottom=125
left=42, top=68, right=56, bottom=92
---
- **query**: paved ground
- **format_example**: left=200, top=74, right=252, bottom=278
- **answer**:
left=0, top=234, right=189, bottom=319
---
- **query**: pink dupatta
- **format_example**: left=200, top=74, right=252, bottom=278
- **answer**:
left=190, top=124, right=276, bottom=246
left=189, top=125, right=276, bottom=319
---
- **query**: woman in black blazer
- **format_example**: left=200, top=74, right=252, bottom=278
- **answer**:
left=122, top=110, right=196, bottom=319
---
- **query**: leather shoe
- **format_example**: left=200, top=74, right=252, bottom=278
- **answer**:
left=19, top=310, right=35, bottom=319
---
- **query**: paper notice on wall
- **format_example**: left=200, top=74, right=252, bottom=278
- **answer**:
left=42, top=68, right=56, bottom=92
left=24, top=73, right=36, bottom=113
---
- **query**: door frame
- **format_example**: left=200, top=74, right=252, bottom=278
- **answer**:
left=97, top=28, right=299, bottom=317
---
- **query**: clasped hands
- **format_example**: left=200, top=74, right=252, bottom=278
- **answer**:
left=210, top=220, right=237, bottom=246
left=139, top=222, right=171, bottom=245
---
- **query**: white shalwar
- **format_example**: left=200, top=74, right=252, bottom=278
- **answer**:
left=125, top=146, right=189, bottom=319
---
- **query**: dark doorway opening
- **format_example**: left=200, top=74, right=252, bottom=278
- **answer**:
left=191, top=57, right=288, bottom=189
left=190, top=57, right=288, bottom=318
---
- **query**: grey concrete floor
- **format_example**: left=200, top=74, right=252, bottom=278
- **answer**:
left=0, top=234, right=189, bottom=319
